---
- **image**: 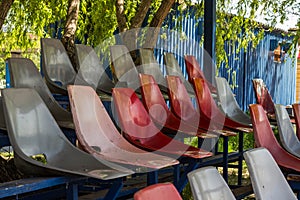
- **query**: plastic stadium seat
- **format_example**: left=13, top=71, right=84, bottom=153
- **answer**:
left=134, top=183, right=182, bottom=200
left=75, top=44, right=115, bottom=95
left=275, top=104, right=300, bottom=158
left=244, top=148, right=297, bottom=200
left=68, top=85, right=178, bottom=170
left=249, top=104, right=300, bottom=172
left=163, top=52, right=195, bottom=95
left=138, top=48, right=168, bottom=94
left=6, top=58, right=74, bottom=129
left=2, top=88, right=133, bottom=179
left=292, top=104, right=300, bottom=140
left=188, top=166, right=235, bottom=200
left=184, top=55, right=217, bottom=95
left=215, top=77, right=252, bottom=126
left=112, top=87, right=213, bottom=159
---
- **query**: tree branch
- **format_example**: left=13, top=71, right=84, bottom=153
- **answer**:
left=130, top=0, right=152, bottom=29
left=115, top=0, right=128, bottom=32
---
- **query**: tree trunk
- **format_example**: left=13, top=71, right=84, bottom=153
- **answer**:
left=61, top=0, right=80, bottom=71
left=0, top=0, right=14, bottom=30
left=143, top=0, right=175, bottom=49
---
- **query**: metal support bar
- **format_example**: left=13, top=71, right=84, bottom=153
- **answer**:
left=238, top=131, right=244, bottom=186
left=147, top=170, right=158, bottom=185
left=222, top=136, right=229, bottom=182
left=66, top=183, right=78, bottom=200
left=103, top=179, right=123, bottom=200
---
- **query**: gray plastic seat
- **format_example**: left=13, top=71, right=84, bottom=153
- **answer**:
left=187, top=166, right=235, bottom=200
left=138, top=49, right=168, bottom=93
left=75, top=44, right=115, bottom=95
left=110, top=45, right=140, bottom=91
left=275, top=104, right=300, bottom=158
left=163, top=52, right=195, bottom=95
left=2, top=88, right=133, bottom=179
left=68, top=85, right=178, bottom=171
left=244, top=148, right=297, bottom=200
left=215, top=77, right=252, bottom=126
left=6, top=58, right=74, bottom=129
left=41, top=38, right=87, bottom=95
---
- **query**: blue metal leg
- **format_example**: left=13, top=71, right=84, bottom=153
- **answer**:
left=173, top=164, right=180, bottom=188
left=147, top=170, right=158, bottom=185
left=175, top=159, right=199, bottom=193
left=66, top=183, right=78, bottom=200
left=238, top=131, right=244, bottom=186
left=223, top=136, right=229, bottom=183
left=103, top=179, right=123, bottom=200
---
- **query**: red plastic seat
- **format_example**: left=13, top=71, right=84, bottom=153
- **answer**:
left=112, top=87, right=213, bottom=159
left=139, top=74, right=215, bottom=138
left=292, top=104, right=300, bottom=140
left=192, top=77, right=252, bottom=133
left=166, top=75, right=237, bottom=136
left=249, top=104, right=300, bottom=172
left=68, top=85, right=178, bottom=170
left=134, top=183, right=182, bottom=200
left=184, top=55, right=217, bottom=94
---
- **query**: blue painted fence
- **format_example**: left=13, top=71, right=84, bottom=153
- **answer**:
left=154, top=8, right=296, bottom=111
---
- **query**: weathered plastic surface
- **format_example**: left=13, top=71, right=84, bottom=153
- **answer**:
left=292, top=104, right=300, bottom=140
left=252, top=78, right=275, bottom=115
left=110, top=45, right=140, bottom=90
left=41, top=38, right=81, bottom=95
left=6, top=58, right=74, bottom=129
left=68, top=85, right=178, bottom=171
left=163, top=53, right=195, bottom=95
left=139, top=74, right=215, bottom=139
left=2, top=88, right=133, bottom=179
left=112, top=87, right=213, bottom=159
left=184, top=55, right=217, bottom=95
left=134, top=183, right=182, bottom=200
left=275, top=104, right=300, bottom=158
left=138, top=49, right=168, bottom=93
left=215, top=77, right=252, bottom=126
left=193, top=78, right=252, bottom=133
left=249, top=104, right=300, bottom=172
left=244, top=148, right=297, bottom=200
left=166, top=75, right=237, bottom=136
left=75, top=44, right=115, bottom=95
left=187, top=166, right=235, bottom=200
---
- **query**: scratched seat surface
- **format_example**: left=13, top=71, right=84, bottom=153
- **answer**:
left=192, top=77, right=252, bottom=133
left=244, top=148, right=297, bottom=200
left=249, top=104, right=300, bottom=172
left=188, top=166, right=235, bottom=200
left=184, top=55, right=217, bottom=95
left=139, top=73, right=215, bottom=139
left=110, top=45, right=140, bottom=91
left=112, top=87, right=213, bottom=159
left=134, top=183, right=182, bottom=200
left=68, top=85, right=178, bottom=171
left=41, top=38, right=85, bottom=95
left=163, top=52, right=195, bottom=95
left=6, top=58, right=74, bottom=129
left=2, top=88, right=133, bottom=179
left=275, top=104, right=300, bottom=158
left=215, top=77, right=252, bottom=126
left=293, top=104, right=300, bottom=140
left=138, top=49, right=168, bottom=94
left=75, top=44, right=115, bottom=95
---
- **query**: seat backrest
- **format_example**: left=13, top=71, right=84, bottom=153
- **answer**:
left=249, top=104, right=300, bottom=172
left=275, top=104, right=300, bottom=156
left=110, top=45, right=139, bottom=90
left=6, top=58, right=73, bottom=129
left=187, top=166, right=235, bottom=200
left=293, top=104, right=300, bottom=140
left=252, top=78, right=275, bottom=114
left=184, top=55, right=216, bottom=93
left=215, top=77, right=251, bottom=125
left=138, top=49, right=167, bottom=90
left=41, top=38, right=76, bottom=92
left=134, top=183, right=182, bottom=200
left=244, top=147, right=297, bottom=200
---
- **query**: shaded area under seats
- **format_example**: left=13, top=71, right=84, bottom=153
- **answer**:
left=2, top=88, right=133, bottom=179
left=68, top=85, right=178, bottom=171
left=163, top=52, right=195, bottom=95
left=75, top=44, right=115, bottom=95
left=188, top=166, right=236, bottom=200
left=6, top=57, right=74, bottom=130
left=244, top=147, right=297, bottom=200
left=215, top=77, right=252, bottom=126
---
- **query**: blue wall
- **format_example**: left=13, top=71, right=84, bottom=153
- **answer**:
left=154, top=10, right=296, bottom=111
